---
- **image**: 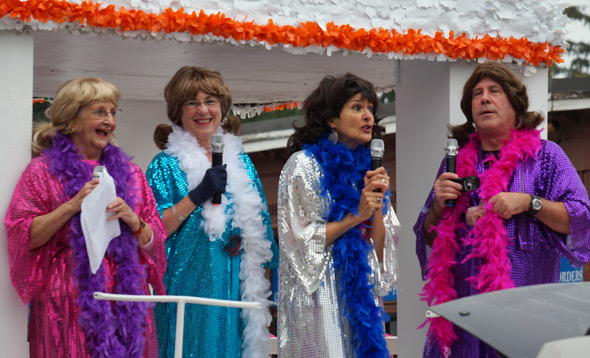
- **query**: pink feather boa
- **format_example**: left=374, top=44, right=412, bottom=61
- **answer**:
left=419, top=128, right=541, bottom=356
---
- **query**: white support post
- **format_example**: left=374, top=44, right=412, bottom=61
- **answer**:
left=396, top=59, right=460, bottom=358
left=175, top=300, right=186, bottom=358
left=0, top=31, right=33, bottom=358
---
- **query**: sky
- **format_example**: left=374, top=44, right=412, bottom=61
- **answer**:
left=558, top=2, right=590, bottom=74
left=565, top=2, right=589, bottom=42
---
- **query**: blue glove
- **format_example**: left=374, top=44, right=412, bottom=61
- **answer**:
left=188, top=165, right=227, bottom=206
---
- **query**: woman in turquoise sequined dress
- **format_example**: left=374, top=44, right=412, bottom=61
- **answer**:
left=146, top=66, right=278, bottom=358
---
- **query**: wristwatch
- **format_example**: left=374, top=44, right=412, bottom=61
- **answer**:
left=527, top=195, right=542, bottom=216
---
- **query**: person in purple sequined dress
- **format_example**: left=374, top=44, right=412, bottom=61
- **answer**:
left=5, top=78, right=167, bottom=358
left=415, top=63, right=590, bottom=358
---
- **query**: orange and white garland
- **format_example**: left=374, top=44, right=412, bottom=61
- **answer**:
left=31, top=97, right=298, bottom=116
left=1, top=0, right=565, bottom=66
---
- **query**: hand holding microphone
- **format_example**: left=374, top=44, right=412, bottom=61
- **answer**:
left=70, top=166, right=104, bottom=212
left=187, top=134, right=227, bottom=207
left=444, top=138, right=459, bottom=207
left=187, top=166, right=227, bottom=207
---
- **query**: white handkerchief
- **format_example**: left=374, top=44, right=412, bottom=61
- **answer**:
left=81, top=167, right=121, bottom=274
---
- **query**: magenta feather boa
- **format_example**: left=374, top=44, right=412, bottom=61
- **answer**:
left=419, top=128, right=541, bottom=356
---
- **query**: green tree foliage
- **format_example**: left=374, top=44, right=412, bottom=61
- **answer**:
left=33, top=101, right=51, bottom=123
left=551, top=6, right=590, bottom=78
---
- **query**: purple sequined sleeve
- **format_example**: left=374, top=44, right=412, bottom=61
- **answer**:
left=414, top=160, right=445, bottom=280
left=535, top=141, right=590, bottom=267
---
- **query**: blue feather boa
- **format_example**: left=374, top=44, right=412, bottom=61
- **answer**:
left=304, top=135, right=390, bottom=358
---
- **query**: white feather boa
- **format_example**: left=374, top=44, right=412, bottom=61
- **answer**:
left=164, top=125, right=274, bottom=358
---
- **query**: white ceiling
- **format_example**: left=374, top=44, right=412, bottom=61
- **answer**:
left=33, top=29, right=397, bottom=105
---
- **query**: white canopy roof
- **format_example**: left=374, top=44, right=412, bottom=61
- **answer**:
left=1, top=0, right=569, bottom=116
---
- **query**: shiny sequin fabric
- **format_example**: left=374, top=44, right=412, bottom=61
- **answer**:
left=4, top=156, right=167, bottom=358
left=414, top=140, right=590, bottom=358
left=277, top=150, right=400, bottom=357
left=147, top=151, right=278, bottom=358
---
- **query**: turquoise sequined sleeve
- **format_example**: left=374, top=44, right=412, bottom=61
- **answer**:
left=146, top=152, right=189, bottom=216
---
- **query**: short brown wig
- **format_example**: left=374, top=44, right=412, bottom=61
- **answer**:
left=164, top=66, right=232, bottom=126
left=451, top=62, right=543, bottom=146
left=154, top=66, right=239, bottom=150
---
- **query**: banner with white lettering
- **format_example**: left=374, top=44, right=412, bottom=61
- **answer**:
left=559, top=256, right=584, bottom=283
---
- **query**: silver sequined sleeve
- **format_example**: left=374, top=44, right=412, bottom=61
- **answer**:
left=367, top=205, right=400, bottom=297
left=278, top=151, right=331, bottom=294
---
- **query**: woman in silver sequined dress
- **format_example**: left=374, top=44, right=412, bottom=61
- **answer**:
left=277, top=73, right=400, bottom=358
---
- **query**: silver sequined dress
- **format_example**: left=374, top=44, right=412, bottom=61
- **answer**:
left=277, top=150, right=400, bottom=357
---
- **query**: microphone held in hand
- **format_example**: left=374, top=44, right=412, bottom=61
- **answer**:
left=93, top=165, right=105, bottom=180
left=370, top=139, right=384, bottom=171
left=187, top=166, right=227, bottom=207
left=370, top=139, right=385, bottom=193
left=444, top=138, right=459, bottom=207
left=211, top=134, right=224, bottom=205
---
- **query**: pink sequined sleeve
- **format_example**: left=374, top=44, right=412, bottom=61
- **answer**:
left=130, top=163, right=167, bottom=295
left=4, top=157, right=66, bottom=304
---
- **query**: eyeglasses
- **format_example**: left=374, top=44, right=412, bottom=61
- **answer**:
left=184, top=99, right=219, bottom=109
left=87, top=106, right=121, bottom=120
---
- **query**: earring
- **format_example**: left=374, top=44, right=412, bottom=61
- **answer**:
left=328, top=129, right=339, bottom=144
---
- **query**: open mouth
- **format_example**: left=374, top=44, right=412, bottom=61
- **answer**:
left=195, top=118, right=213, bottom=125
left=96, top=129, right=110, bottom=137
left=362, top=125, right=372, bottom=132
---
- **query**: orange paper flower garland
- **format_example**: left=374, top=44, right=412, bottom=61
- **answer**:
left=32, top=95, right=295, bottom=114
left=1, top=0, right=564, bottom=66
left=263, top=102, right=298, bottom=112
left=33, top=97, right=51, bottom=103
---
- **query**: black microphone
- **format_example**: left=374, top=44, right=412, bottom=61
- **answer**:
left=444, top=138, right=458, bottom=207
left=370, top=139, right=385, bottom=193
left=211, top=134, right=224, bottom=205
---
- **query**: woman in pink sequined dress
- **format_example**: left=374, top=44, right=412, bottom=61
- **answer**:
left=4, top=78, right=167, bottom=358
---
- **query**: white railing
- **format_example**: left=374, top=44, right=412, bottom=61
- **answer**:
left=93, top=292, right=399, bottom=357
left=93, top=292, right=262, bottom=358
left=265, top=336, right=397, bottom=356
